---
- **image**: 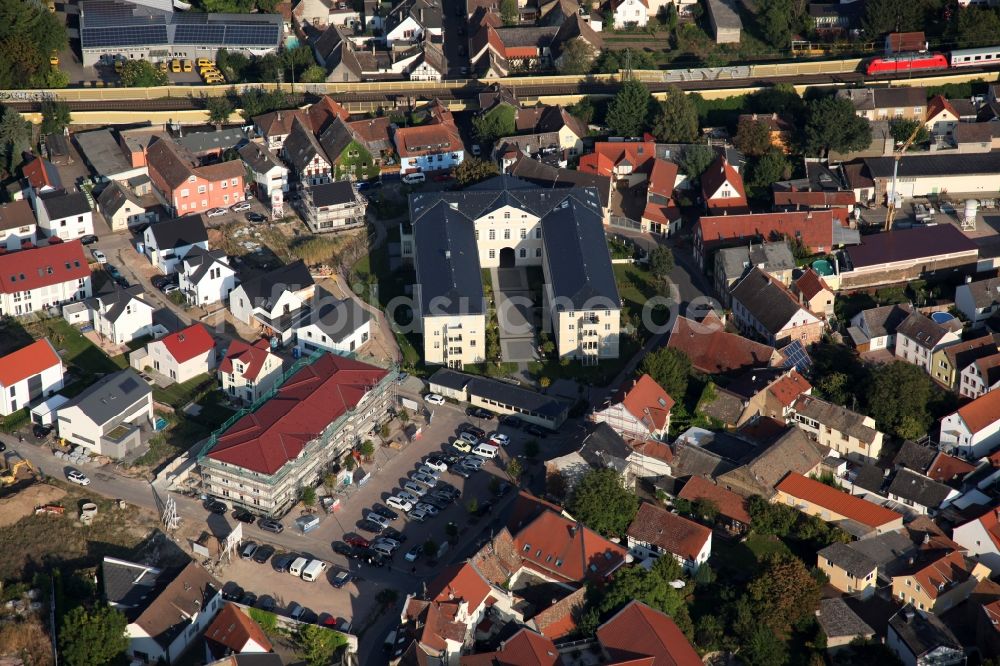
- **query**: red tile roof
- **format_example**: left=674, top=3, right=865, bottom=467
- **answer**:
left=617, top=373, right=674, bottom=431
left=505, top=491, right=565, bottom=534
left=0, top=339, right=61, bottom=388
left=578, top=142, right=657, bottom=178
left=776, top=472, right=903, bottom=528
left=626, top=502, right=711, bottom=562
left=204, top=602, right=272, bottom=653
left=307, top=96, right=350, bottom=133
left=926, top=451, right=975, bottom=483
left=773, top=189, right=857, bottom=208
left=207, top=354, right=388, bottom=474
left=394, top=120, right=463, bottom=158
left=219, top=338, right=274, bottom=381
left=701, top=155, right=747, bottom=213
left=886, top=31, right=926, bottom=52
left=648, top=158, right=678, bottom=196
left=514, top=509, right=627, bottom=583
left=908, top=549, right=976, bottom=600
left=794, top=269, right=832, bottom=302
left=0, top=240, right=89, bottom=295
left=698, top=210, right=847, bottom=256
left=596, top=600, right=702, bottom=666
left=630, top=437, right=674, bottom=463
left=666, top=313, right=779, bottom=375
left=22, top=156, right=59, bottom=190
left=461, top=628, right=560, bottom=666
left=768, top=370, right=813, bottom=407
left=158, top=323, right=214, bottom=364
left=953, top=389, right=1000, bottom=434
left=677, top=475, right=751, bottom=525
left=927, top=95, right=958, bottom=122
left=531, top=587, right=585, bottom=640
left=970, top=507, right=1000, bottom=553
left=426, top=562, right=492, bottom=611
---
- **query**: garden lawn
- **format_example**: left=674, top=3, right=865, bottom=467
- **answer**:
left=152, top=373, right=215, bottom=408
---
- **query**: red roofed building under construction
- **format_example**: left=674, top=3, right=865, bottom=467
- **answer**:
left=199, top=353, right=393, bottom=516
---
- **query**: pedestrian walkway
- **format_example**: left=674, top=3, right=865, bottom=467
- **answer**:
left=493, top=267, right=537, bottom=363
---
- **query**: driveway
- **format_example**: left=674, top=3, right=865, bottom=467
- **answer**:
left=493, top=267, right=538, bottom=363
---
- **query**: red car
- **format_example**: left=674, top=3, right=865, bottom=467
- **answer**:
left=345, top=534, right=370, bottom=548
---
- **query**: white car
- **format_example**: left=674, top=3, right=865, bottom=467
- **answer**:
left=66, top=469, right=90, bottom=486
left=386, top=496, right=414, bottom=513
left=424, top=393, right=445, bottom=405
left=397, top=490, right=420, bottom=504
left=206, top=208, right=228, bottom=218
left=402, top=481, right=428, bottom=497
left=411, top=472, right=439, bottom=488
left=489, top=433, right=510, bottom=446
left=90, top=249, right=107, bottom=264
left=231, top=201, right=252, bottom=212
left=423, top=458, right=448, bottom=473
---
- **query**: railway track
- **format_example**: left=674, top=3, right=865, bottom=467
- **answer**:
left=0, top=63, right=990, bottom=112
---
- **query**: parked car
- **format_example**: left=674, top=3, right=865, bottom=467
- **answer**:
left=414, top=502, right=439, bottom=517
left=420, top=495, right=448, bottom=510
left=489, top=433, right=510, bottom=447
left=464, top=425, right=487, bottom=440
left=66, top=469, right=90, bottom=486
left=258, top=518, right=284, bottom=534
left=151, top=274, right=177, bottom=290
left=357, top=519, right=384, bottom=534
left=424, top=393, right=445, bottom=405
left=204, top=499, right=227, bottom=514
left=450, top=464, right=473, bottom=479
left=466, top=407, right=494, bottom=420
left=240, top=591, right=258, bottom=607
left=32, top=424, right=53, bottom=439
left=257, top=595, right=276, bottom=612
left=371, top=504, right=399, bottom=521
left=332, top=542, right=354, bottom=558
left=232, top=508, right=256, bottom=524
left=345, top=534, right=370, bottom=548
left=408, top=507, right=430, bottom=522
left=525, top=424, right=548, bottom=438
left=374, top=536, right=401, bottom=551
left=231, top=201, right=252, bottom=212
left=411, top=472, right=439, bottom=488
left=90, top=249, right=107, bottom=264
left=502, top=415, right=525, bottom=429
left=240, top=541, right=259, bottom=560
left=404, top=544, right=422, bottom=562
left=386, top=496, right=414, bottom=513
left=495, top=481, right=513, bottom=497
left=423, top=457, right=448, bottom=472
left=246, top=212, right=266, bottom=223
left=272, top=552, right=295, bottom=573
left=252, top=545, right=275, bottom=564
left=452, top=439, right=472, bottom=453
left=462, top=455, right=485, bottom=469
left=396, top=490, right=419, bottom=504
left=367, top=513, right=391, bottom=529
left=222, top=583, right=244, bottom=601
left=79, top=234, right=98, bottom=245
left=206, top=207, right=228, bottom=218
left=459, top=432, right=479, bottom=446
left=417, top=465, right=442, bottom=478
left=381, top=526, right=407, bottom=543
left=402, top=481, right=428, bottom=497
left=331, top=570, right=352, bottom=588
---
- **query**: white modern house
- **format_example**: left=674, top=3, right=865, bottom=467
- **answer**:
left=612, top=0, right=649, bottom=27
left=143, top=216, right=210, bottom=275
left=960, top=354, right=1000, bottom=399
left=294, top=295, right=372, bottom=356
left=131, top=324, right=216, bottom=385
left=955, top=277, right=1000, bottom=327
left=57, top=369, right=154, bottom=458
left=33, top=190, right=94, bottom=241
left=939, top=390, right=1000, bottom=458
left=0, top=339, right=64, bottom=416
left=952, top=508, right=1000, bottom=574
left=229, top=261, right=315, bottom=344
left=177, top=248, right=238, bottom=306
left=219, top=338, right=284, bottom=404
left=90, top=288, right=155, bottom=345
left=0, top=241, right=92, bottom=317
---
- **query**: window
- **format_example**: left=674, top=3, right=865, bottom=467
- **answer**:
left=197, top=185, right=207, bottom=194
left=504, top=229, right=510, bottom=239
left=504, top=212, right=510, bottom=219
left=519, top=248, right=526, bottom=258
left=535, top=228, right=541, bottom=238
left=181, top=188, right=189, bottom=198
left=489, top=230, right=496, bottom=240
left=520, top=228, right=526, bottom=239
left=489, top=249, right=495, bottom=259
left=535, top=248, right=541, bottom=257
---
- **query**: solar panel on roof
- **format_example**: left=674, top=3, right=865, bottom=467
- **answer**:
left=82, top=25, right=168, bottom=47
left=174, top=23, right=226, bottom=44
left=780, top=340, right=813, bottom=374
left=223, top=25, right=280, bottom=45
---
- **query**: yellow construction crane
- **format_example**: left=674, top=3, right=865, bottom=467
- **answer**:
left=884, top=117, right=927, bottom=232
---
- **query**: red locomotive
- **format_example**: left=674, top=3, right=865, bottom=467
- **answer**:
left=865, top=53, right=949, bottom=76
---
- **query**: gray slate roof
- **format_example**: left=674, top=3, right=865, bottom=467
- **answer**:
left=848, top=530, right=917, bottom=575
left=428, top=367, right=470, bottom=391
left=961, top=277, right=1000, bottom=310
left=63, top=368, right=151, bottom=426
left=412, top=200, right=485, bottom=317
left=887, top=468, right=952, bottom=509
left=730, top=267, right=806, bottom=336
left=839, top=87, right=926, bottom=112
left=893, top=440, right=936, bottom=473
left=852, top=463, right=886, bottom=494
left=855, top=303, right=915, bottom=339
left=317, top=117, right=355, bottom=166
left=818, top=542, right=878, bottom=578
left=467, top=375, right=568, bottom=420
left=793, top=395, right=878, bottom=444
left=149, top=215, right=208, bottom=250
left=670, top=441, right=736, bottom=479
left=846, top=224, right=978, bottom=270
left=97, top=180, right=144, bottom=218
left=716, top=242, right=795, bottom=284
left=895, top=311, right=951, bottom=349
left=39, top=189, right=90, bottom=220
left=817, top=598, right=874, bottom=640
left=864, top=150, right=1000, bottom=178
left=282, top=118, right=328, bottom=173
left=238, top=141, right=285, bottom=174
left=181, top=247, right=231, bottom=285
left=239, top=260, right=314, bottom=311
left=309, top=180, right=356, bottom=207
left=92, top=286, right=149, bottom=323
left=575, top=422, right=632, bottom=470
left=888, top=607, right=962, bottom=659
left=176, top=128, right=247, bottom=155
left=101, top=557, right=167, bottom=621
left=299, top=292, right=372, bottom=343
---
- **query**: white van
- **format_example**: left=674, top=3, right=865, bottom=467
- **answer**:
left=301, top=559, right=328, bottom=582
left=472, top=443, right=499, bottom=459
left=402, top=172, right=425, bottom=185
left=289, top=556, right=309, bottom=577
left=371, top=542, right=394, bottom=558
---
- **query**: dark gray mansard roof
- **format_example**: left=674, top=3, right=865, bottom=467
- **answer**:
left=410, top=176, right=617, bottom=315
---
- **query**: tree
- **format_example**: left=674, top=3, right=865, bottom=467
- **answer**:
left=525, top=440, right=540, bottom=459
left=567, top=96, right=596, bottom=125
left=757, top=0, right=809, bottom=48
left=746, top=148, right=790, bottom=195
left=507, top=456, right=523, bottom=482
left=300, top=65, right=328, bottom=83
left=360, top=439, right=376, bottom=459
left=119, top=60, right=168, bottom=87
left=591, top=556, right=692, bottom=635
left=295, top=624, right=345, bottom=666
left=640, top=346, right=690, bottom=401
left=743, top=625, right=790, bottom=666
left=804, top=96, right=872, bottom=157
left=0, top=106, right=31, bottom=178
left=747, top=495, right=798, bottom=536
left=568, top=468, right=639, bottom=538
left=500, top=0, right=519, bottom=24
left=865, top=361, right=934, bottom=440
left=863, top=0, right=925, bottom=36
left=747, top=554, right=821, bottom=636
left=454, top=157, right=500, bottom=186
left=693, top=497, right=720, bottom=522
left=300, top=486, right=316, bottom=507
left=59, top=605, right=128, bottom=666
left=605, top=79, right=651, bottom=138
left=423, top=539, right=439, bottom=557
left=734, top=117, right=773, bottom=157
left=889, top=117, right=929, bottom=146
left=205, top=95, right=234, bottom=128
left=39, top=100, right=71, bottom=136
left=557, top=37, right=597, bottom=74
left=546, top=470, right=568, bottom=499
left=651, top=86, right=698, bottom=142
left=677, top=144, right=715, bottom=183
left=0, top=0, right=67, bottom=89
left=748, top=84, right=805, bottom=121
left=648, top=246, right=674, bottom=282
left=951, top=6, right=1000, bottom=48
left=594, top=48, right=657, bottom=73
left=238, top=88, right=288, bottom=122
left=472, top=105, right=516, bottom=144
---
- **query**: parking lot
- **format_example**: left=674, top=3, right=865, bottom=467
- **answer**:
left=207, top=396, right=538, bottom=636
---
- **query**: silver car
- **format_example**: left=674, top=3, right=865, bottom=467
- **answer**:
left=411, top=472, right=439, bottom=488
left=402, top=481, right=428, bottom=497
left=397, top=490, right=419, bottom=504
left=417, top=465, right=442, bottom=478
left=414, top=502, right=440, bottom=517
left=367, top=513, right=390, bottom=529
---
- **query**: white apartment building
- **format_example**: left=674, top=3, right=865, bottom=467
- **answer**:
left=0, top=241, right=92, bottom=316
left=0, top=339, right=64, bottom=416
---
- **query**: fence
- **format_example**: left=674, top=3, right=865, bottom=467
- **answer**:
left=609, top=215, right=642, bottom=231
